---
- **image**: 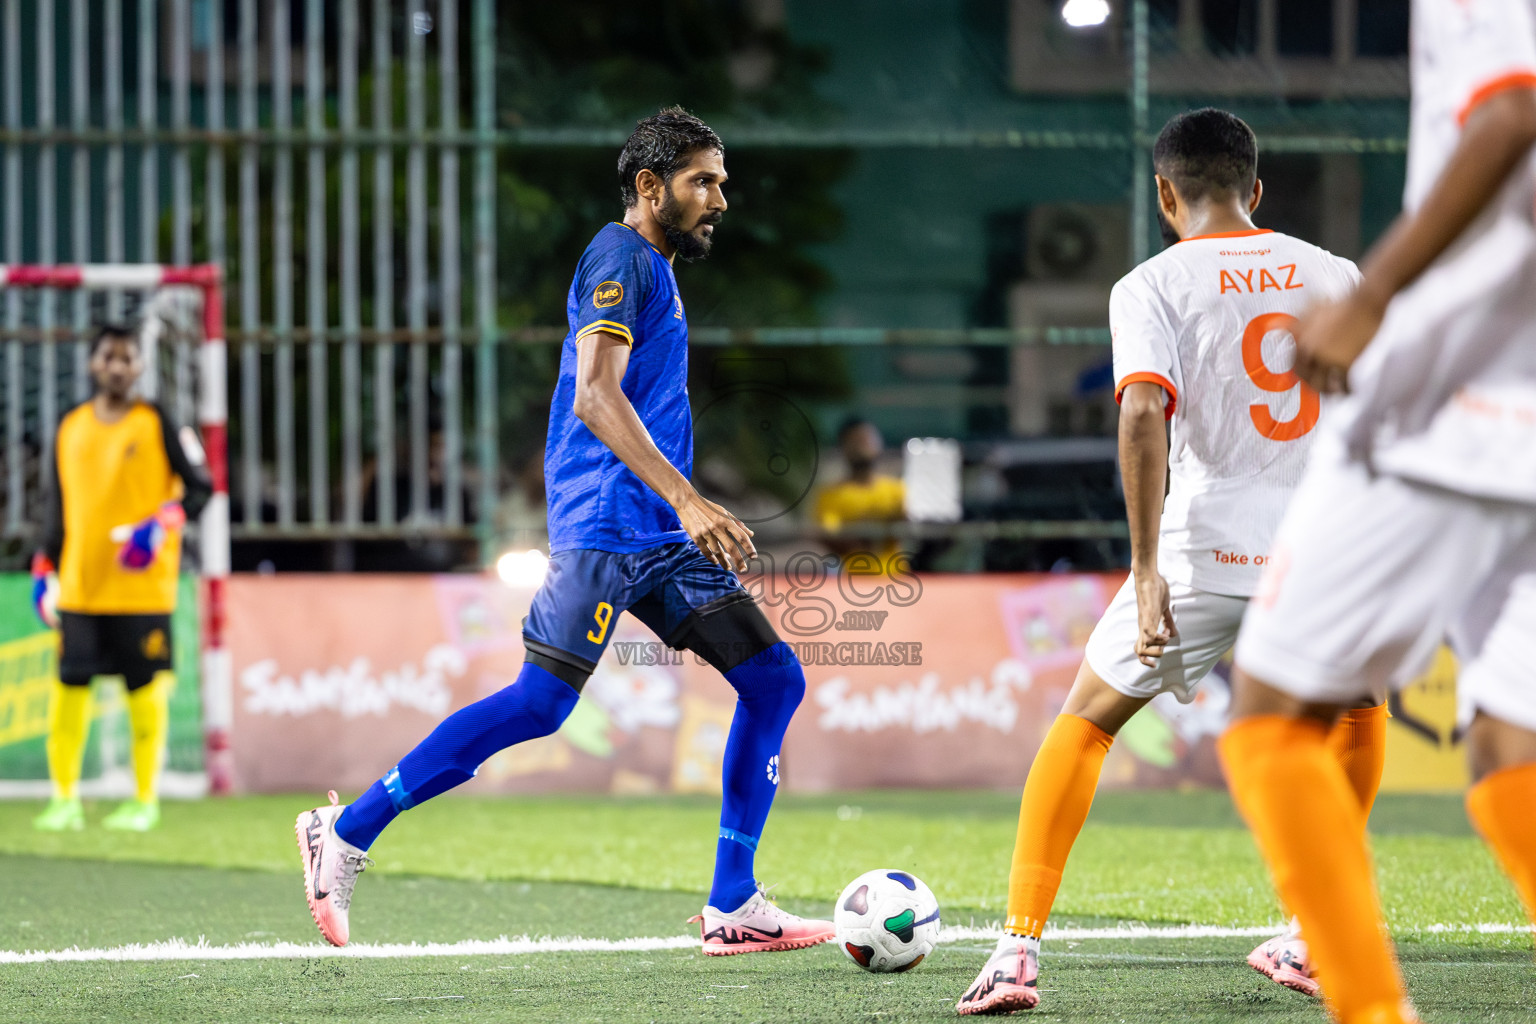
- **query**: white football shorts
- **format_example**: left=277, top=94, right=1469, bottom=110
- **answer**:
left=1085, top=574, right=1248, bottom=704
left=1234, top=441, right=1536, bottom=732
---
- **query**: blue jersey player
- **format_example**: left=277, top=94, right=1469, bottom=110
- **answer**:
left=298, top=108, right=834, bottom=956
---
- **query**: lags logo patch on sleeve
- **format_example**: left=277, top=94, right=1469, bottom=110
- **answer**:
left=593, top=281, right=624, bottom=308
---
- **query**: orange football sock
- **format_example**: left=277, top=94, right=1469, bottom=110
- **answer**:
left=1466, top=761, right=1536, bottom=932
left=1328, top=703, right=1388, bottom=819
left=1220, top=715, right=1411, bottom=1024
left=1004, top=714, right=1113, bottom=938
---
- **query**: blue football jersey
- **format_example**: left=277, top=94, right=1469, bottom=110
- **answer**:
left=544, top=222, right=692, bottom=552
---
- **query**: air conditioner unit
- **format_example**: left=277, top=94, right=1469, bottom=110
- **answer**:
left=1024, top=203, right=1128, bottom=285
left=1008, top=203, right=1127, bottom=436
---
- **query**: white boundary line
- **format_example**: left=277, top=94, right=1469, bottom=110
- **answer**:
left=949, top=924, right=1279, bottom=943
left=0, top=922, right=1526, bottom=965
left=0, top=935, right=700, bottom=964
left=946, top=922, right=1529, bottom=942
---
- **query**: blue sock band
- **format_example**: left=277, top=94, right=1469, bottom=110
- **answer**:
left=381, top=766, right=414, bottom=812
left=334, top=661, right=579, bottom=852
left=707, top=642, right=805, bottom=913
left=718, top=826, right=759, bottom=851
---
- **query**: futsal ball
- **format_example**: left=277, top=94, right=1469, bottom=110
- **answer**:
left=834, top=869, right=941, bottom=973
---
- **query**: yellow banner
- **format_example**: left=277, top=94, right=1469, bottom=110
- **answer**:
left=1383, top=648, right=1469, bottom=793
left=0, top=632, right=59, bottom=747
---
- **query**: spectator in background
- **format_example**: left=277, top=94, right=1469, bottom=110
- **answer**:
left=353, top=420, right=478, bottom=572
left=814, top=417, right=906, bottom=571
left=360, top=421, right=475, bottom=530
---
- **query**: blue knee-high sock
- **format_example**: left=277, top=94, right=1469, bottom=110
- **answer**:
left=335, top=662, right=579, bottom=851
left=709, top=642, right=806, bottom=912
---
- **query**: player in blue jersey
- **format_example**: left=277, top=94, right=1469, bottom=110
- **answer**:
left=297, top=107, right=834, bottom=956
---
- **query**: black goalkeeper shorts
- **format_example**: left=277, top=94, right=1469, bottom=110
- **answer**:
left=58, top=612, right=173, bottom=690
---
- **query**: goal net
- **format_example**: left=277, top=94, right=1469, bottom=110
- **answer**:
left=0, top=265, right=230, bottom=797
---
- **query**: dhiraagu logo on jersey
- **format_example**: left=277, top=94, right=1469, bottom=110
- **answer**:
left=766, top=754, right=779, bottom=785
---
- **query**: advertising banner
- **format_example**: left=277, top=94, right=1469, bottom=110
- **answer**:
left=226, top=570, right=1468, bottom=796
left=0, top=574, right=203, bottom=790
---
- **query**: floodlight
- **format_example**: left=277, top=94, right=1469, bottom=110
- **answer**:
left=496, top=548, right=550, bottom=588
left=1061, top=0, right=1112, bottom=28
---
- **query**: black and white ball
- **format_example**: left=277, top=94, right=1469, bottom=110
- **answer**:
left=834, top=869, right=941, bottom=973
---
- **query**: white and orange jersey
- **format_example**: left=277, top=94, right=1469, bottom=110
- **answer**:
left=1110, top=228, right=1360, bottom=596
left=1334, top=0, right=1536, bottom=503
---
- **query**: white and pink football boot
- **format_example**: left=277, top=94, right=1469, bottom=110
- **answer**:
left=296, top=791, right=372, bottom=947
left=1247, top=921, right=1321, bottom=997
left=689, top=888, right=835, bottom=955
left=956, top=934, right=1041, bottom=1015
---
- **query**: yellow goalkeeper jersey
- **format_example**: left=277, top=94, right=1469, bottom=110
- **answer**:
left=42, top=400, right=211, bottom=615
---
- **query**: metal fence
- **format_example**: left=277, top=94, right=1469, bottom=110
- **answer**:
left=0, top=0, right=1411, bottom=568
left=0, top=0, right=498, bottom=553
left=0, top=280, right=207, bottom=537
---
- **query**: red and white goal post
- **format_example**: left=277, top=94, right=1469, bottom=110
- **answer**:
left=0, top=264, right=232, bottom=794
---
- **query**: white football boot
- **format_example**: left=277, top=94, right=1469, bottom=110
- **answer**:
left=956, top=934, right=1041, bottom=1015
left=689, top=887, right=835, bottom=955
left=296, top=791, right=372, bottom=947
left=1247, top=918, right=1321, bottom=997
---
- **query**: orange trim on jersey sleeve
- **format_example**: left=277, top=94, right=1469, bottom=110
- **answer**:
left=1458, top=70, right=1536, bottom=126
left=1177, top=228, right=1274, bottom=244
left=1115, top=372, right=1177, bottom=419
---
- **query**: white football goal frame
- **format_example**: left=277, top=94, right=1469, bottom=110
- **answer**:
left=0, top=263, right=232, bottom=793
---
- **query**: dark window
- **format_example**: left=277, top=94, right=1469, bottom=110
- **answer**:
left=1202, top=0, right=1258, bottom=55
left=1149, top=0, right=1181, bottom=52
left=1357, top=0, right=1410, bottom=57
left=1253, top=154, right=1323, bottom=243
left=1278, top=0, right=1334, bottom=57
left=1148, top=0, right=1180, bottom=31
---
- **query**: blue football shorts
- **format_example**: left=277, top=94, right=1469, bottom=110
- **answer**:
left=522, top=543, right=780, bottom=688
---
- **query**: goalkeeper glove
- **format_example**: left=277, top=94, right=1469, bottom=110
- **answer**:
left=114, top=502, right=187, bottom=570
left=30, top=553, right=59, bottom=630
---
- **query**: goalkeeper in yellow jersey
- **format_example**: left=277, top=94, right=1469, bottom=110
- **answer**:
left=30, top=323, right=211, bottom=832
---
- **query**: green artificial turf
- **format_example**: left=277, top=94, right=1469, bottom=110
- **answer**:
left=0, top=791, right=1518, bottom=935
left=8, top=938, right=1534, bottom=1024
left=0, top=791, right=1529, bottom=1023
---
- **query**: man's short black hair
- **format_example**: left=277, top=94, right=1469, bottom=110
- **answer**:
left=617, top=106, right=723, bottom=208
left=1152, top=107, right=1258, bottom=204
left=837, top=416, right=874, bottom=441
left=90, top=323, right=139, bottom=356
